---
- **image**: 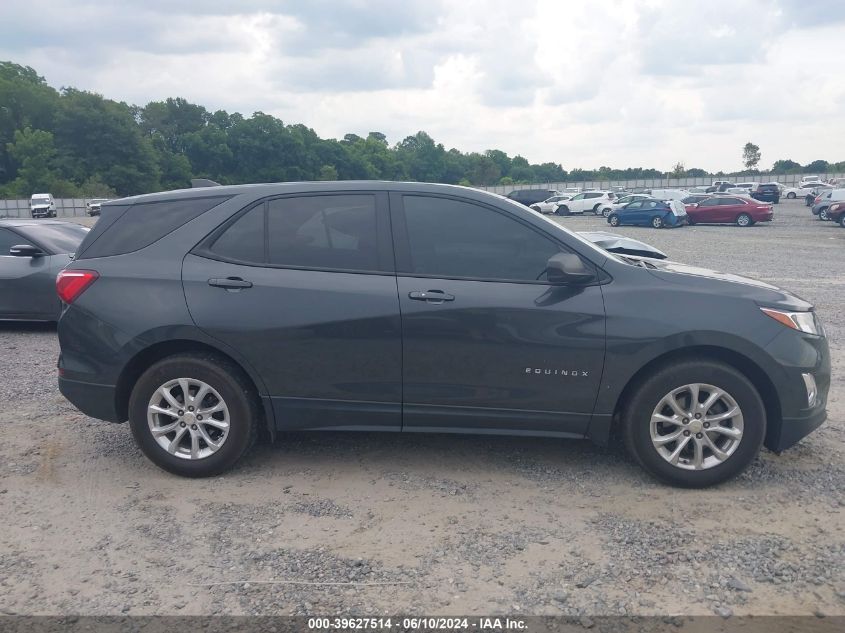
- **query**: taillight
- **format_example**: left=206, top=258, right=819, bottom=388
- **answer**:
left=56, top=270, right=99, bottom=304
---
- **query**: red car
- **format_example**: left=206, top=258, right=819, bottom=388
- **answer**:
left=685, top=195, right=774, bottom=227
left=828, top=201, right=845, bottom=227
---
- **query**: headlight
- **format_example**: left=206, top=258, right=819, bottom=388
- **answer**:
left=760, top=307, right=822, bottom=335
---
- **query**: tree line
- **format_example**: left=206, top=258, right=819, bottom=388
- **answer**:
left=1, top=61, right=842, bottom=199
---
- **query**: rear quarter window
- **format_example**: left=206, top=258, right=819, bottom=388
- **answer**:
left=76, top=196, right=231, bottom=259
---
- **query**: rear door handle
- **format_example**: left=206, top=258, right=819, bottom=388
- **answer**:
left=208, top=277, right=253, bottom=290
left=408, top=290, right=455, bottom=303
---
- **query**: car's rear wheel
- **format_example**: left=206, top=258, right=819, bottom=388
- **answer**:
left=623, top=360, right=765, bottom=487
left=839, top=214, right=845, bottom=228
left=736, top=213, right=752, bottom=227
left=818, top=208, right=829, bottom=221
left=128, top=353, right=259, bottom=477
left=602, top=207, right=612, bottom=217
left=652, top=216, right=663, bottom=228
left=608, top=214, right=620, bottom=227
left=787, top=192, right=796, bottom=199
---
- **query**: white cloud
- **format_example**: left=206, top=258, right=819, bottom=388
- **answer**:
left=0, top=0, right=843, bottom=172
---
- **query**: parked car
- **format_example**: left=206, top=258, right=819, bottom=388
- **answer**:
left=705, top=181, right=734, bottom=193
left=86, top=198, right=111, bottom=217
left=578, top=231, right=667, bottom=259
left=649, top=189, right=690, bottom=201
left=750, top=183, right=780, bottom=204
left=506, top=189, right=563, bottom=207
left=826, top=177, right=845, bottom=187
left=560, top=187, right=583, bottom=195
left=685, top=195, right=773, bottom=226
left=530, top=195, right=572, bottom=214
left=810, top=189, right=845, bottom=220
left=0, top=219, right=90, bottom=321
left=599, top=193, right=652, bottom=217
left=556, top=191, right=616, bottom=215
left=800, top=175, right=821, bottom=185
left=726, top=183, right=757, bottom=195
left=56, top=182, right=829, bottom=487
left=827, top=201, right=845, bottom=226
left=782, top=183, right=827, bottom=199
left=30, top=193, right=56, bottom=218
left=687, top=187, right=709, bottom=194
left=607, top=198, right=688, bottom=228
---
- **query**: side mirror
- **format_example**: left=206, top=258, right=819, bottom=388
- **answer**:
left=545, top=253, right=594, bottom=285
left=10, top=244, right=45, bottom=257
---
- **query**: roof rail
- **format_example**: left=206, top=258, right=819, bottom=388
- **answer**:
left=191, top=178, right=221, bottom=188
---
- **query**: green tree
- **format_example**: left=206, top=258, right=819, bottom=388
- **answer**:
left=671, top=162, right=685, bottom=177
left=771, top=159, right=801, bottom=174
left=5, top=127, right=58, bottom=195
left=804, top=159, right=829, bottom=173
left=318, top=164, right=338, bottom=180
left=742, top=142, right=761, bottom=170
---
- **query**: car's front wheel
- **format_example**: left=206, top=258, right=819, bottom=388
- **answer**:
left=128, top=353, right=259, bottom=477
left=818, top=208, right=830, bottom=221
left=839, top=214, right=845, bottom=228
left=623, top=360, right=765, bottom=487
left=556, top=205, right=570, bottom=216
left=608, top=214, right=620, bottom=226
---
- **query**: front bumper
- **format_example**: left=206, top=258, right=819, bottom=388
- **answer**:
left=767, top=407, right=826, bottom=453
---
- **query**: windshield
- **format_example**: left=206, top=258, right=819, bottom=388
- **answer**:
left=32, top=196, right=51, bottom=202
left=16, top=223, right=90, bottom=253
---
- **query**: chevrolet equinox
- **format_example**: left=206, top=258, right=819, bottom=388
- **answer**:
left=56, top=182, right=830, bottom=487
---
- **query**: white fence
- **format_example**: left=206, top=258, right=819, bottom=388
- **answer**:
left=2, top=172, right=842, bottom=217
left=478, top=173, right=845, bottom=195
left=0, top=198, right=92, bottom=218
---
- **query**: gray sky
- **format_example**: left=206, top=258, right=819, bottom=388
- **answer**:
left=2, top=0, right=843, bottom=172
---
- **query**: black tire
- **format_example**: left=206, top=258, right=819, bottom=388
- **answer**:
left=556, top=205, right=570, bottom=216
left=592, top=203, right=602, bottom=214
left=786, top=192, right=796, bottom=199
left=602, top=207, right=612, bottom=217
left=652, top=216, right=663, bottom=229
left=623, top=360, right=766, bottom=488
left=839, top=214, right=845, bottom=228
left=818, top=208, right=829, bottom=221
left=736, top=213, right=752, bottom=227
left=608, top=214, right=620, bottom=227
left=128, top=352, right=260, bottom=477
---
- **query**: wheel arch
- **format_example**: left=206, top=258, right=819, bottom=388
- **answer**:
left=115, top=339, right=275, bottom=439
left=606, top=345, right=781, bottom=443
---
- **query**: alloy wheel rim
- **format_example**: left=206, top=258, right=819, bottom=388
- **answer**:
left=147, top=378, right=230, bottom=460
left=649, top=383, right=744, bottom=471
left=738, top=215, right=749, bottom=226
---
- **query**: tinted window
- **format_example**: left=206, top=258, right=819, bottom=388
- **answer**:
left=77, top=196, right=230, bottom=259
left=584, top=193, right=602, bottom=199
left=267, top=195, right=379, bottom=271
left=402, top=196, right=561, bottom=282
left=722, top=198, right=744, bottom=205
left=624, top=201, right=643, bottom=209
left=16, top=223, right=89, bottom=253
left=0, top=228, right=32, bottom=254
left=209, top=205, right=265, bottom=263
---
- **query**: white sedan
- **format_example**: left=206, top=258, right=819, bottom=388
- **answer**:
left=529, top=195, right=573, bottom=214
left=782, top=183, right=828, bottom=199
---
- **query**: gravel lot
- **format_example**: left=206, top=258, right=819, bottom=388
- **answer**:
left=0, top=199, right=843, bottom=618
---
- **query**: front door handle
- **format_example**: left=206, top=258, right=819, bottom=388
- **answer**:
left=408, top=290, right=455, bottom=303
left=208, top=277, right=253, bottom=290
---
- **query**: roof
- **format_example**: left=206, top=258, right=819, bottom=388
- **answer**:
left=103, top=181, right=506, bottom=207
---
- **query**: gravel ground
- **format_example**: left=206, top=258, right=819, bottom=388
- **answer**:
left=0, top=199, right=843, bottom=618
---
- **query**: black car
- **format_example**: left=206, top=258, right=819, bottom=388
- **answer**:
left=56, top=182, right=830, bottom=487
left=751, top=184, right=780, bottom=204
left=506, top=188, right=562, bottom=207
left=0, top=220, right=90, bottom=321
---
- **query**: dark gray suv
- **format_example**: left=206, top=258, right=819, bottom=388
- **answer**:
left=56, top=182, right=830, bottom=487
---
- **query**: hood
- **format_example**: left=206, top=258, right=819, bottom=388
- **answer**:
left=645, top=259, right=812, bottom=310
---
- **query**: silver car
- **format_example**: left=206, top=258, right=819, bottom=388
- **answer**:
left=0, top=220, right=89, bottom=321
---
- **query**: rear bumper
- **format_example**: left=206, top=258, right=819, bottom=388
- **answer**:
left=58, top=375, right=122, bottom=422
